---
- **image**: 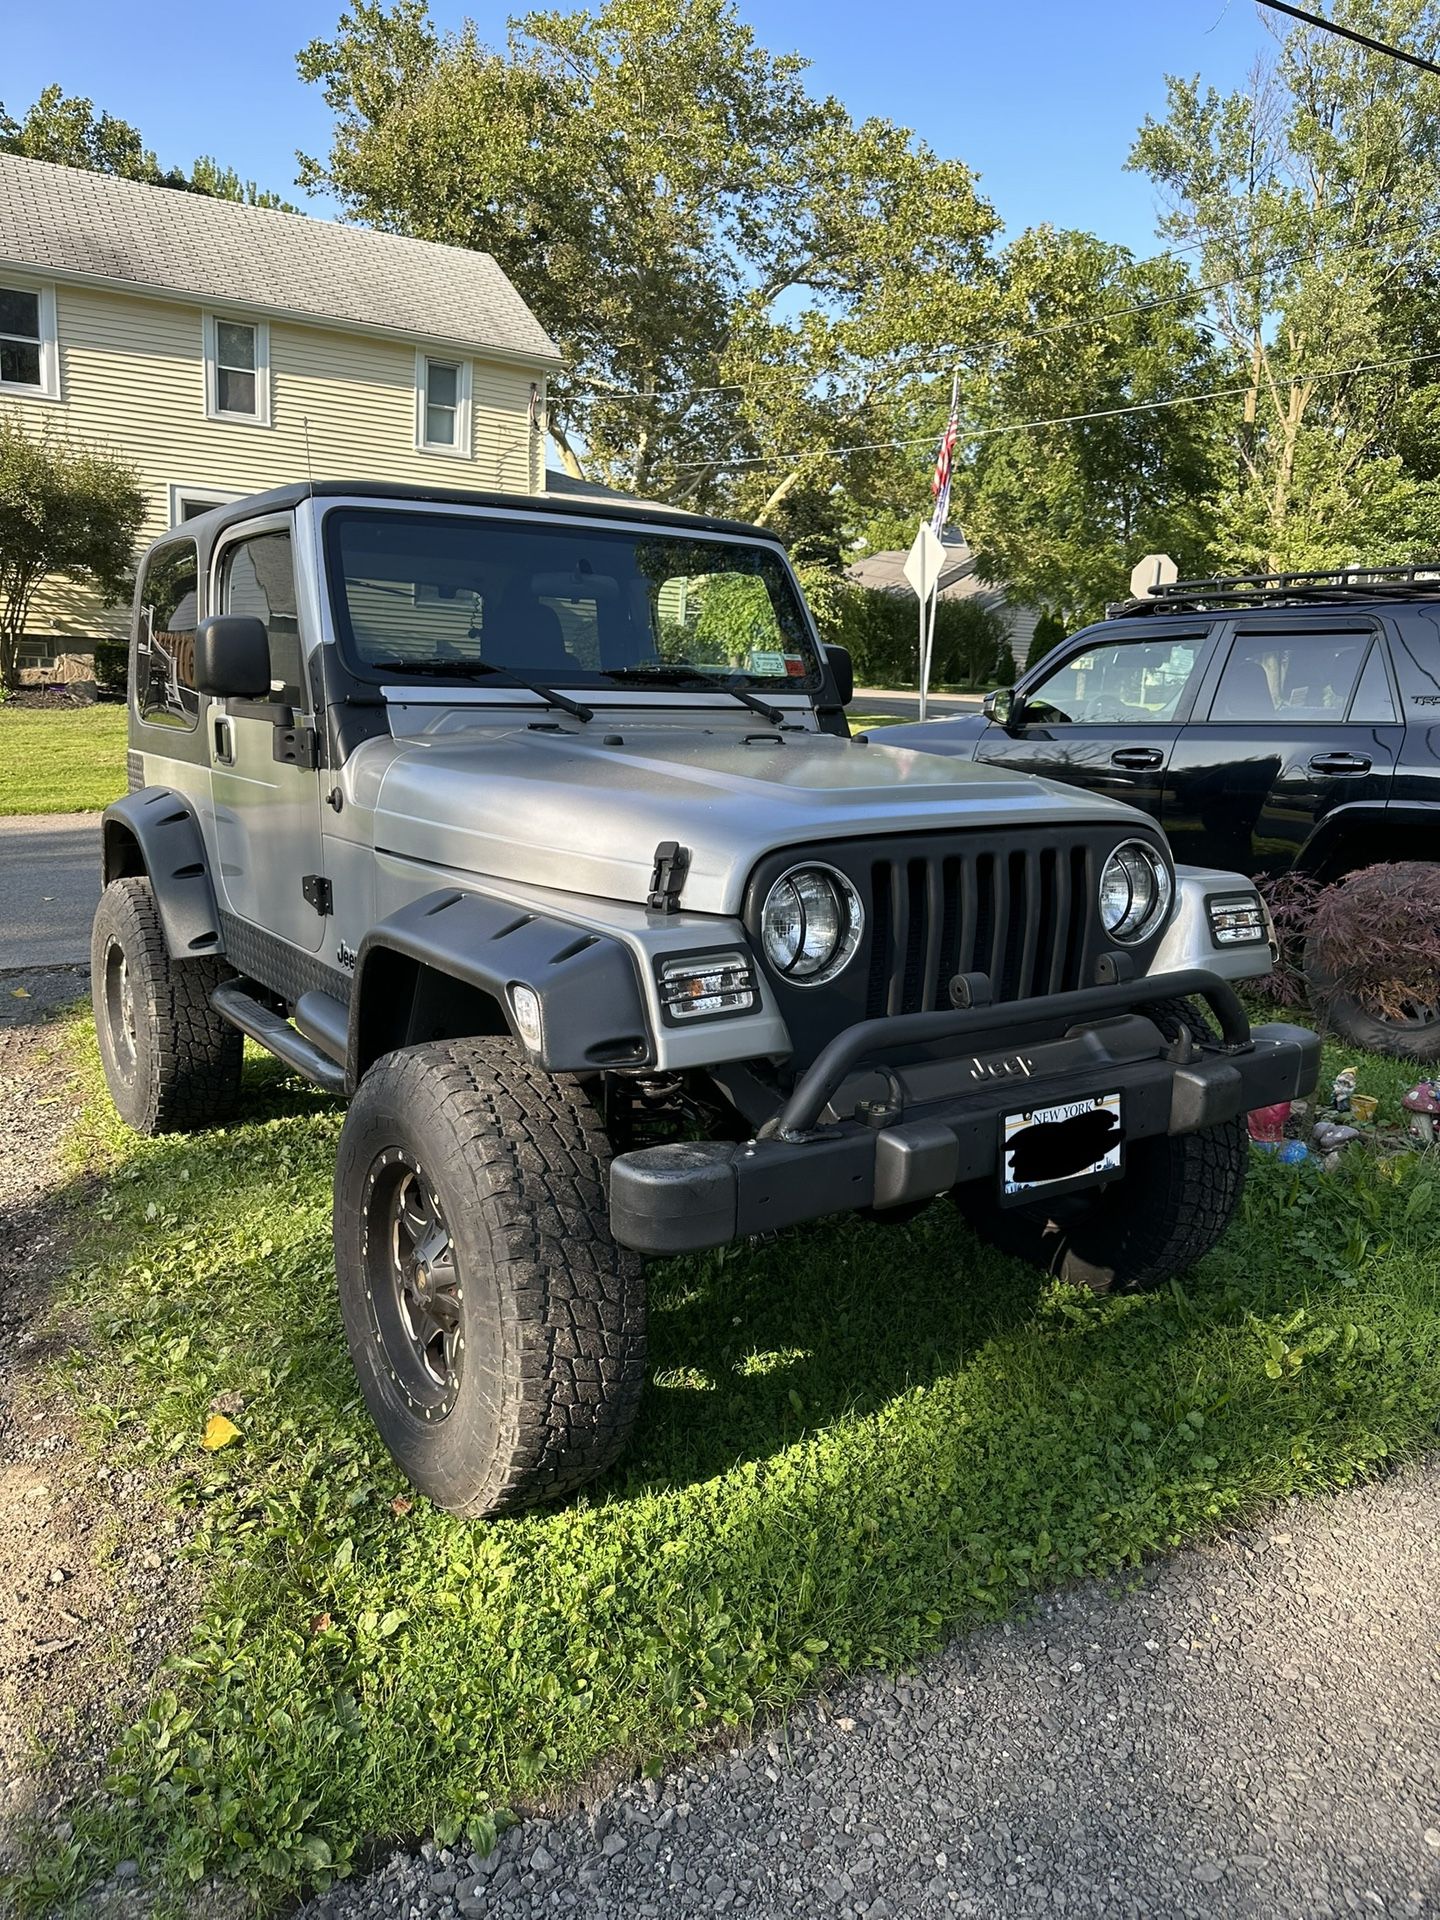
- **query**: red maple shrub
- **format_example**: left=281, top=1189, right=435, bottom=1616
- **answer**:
left=1305, top=862, right=1440, bottom=1021
left=1251, top=870, right=1324, bottom=1006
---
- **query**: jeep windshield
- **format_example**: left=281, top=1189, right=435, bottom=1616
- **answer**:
left=324, top=507, right=823, bottom=691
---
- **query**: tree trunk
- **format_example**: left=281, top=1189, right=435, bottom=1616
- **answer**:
left=547, top=413, right=588, bottom=483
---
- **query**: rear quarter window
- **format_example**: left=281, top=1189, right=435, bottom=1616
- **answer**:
left=136, top=539, right=201, bottom=731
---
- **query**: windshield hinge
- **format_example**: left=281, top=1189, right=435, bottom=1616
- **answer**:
left=647, top=841, right=691, bottom=913
left=274, top=723, right=320, bottom=771
left=302, top=874, right=333, bottom=916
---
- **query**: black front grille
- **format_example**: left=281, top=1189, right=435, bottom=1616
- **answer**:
left=862, top=839, right=1097, bottom=1016
left=744, top=825, right=1166, bottom=1071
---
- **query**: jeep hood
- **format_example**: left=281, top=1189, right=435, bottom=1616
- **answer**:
left=361, top=723, right=1149, bottom=916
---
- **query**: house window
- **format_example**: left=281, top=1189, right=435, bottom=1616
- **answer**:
left=0, top=281, right=60, bottom=398
left=169, top=484, right=243, bottom=526
left=416, top=353, right=472, bottom=457
left=203, top=314, right=270, bottom=424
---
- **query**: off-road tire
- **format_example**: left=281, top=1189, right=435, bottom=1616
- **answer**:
left=91, top=876, right=243, bottom=1134
left=1304, top=929, right=1440, bottom=1062
left=333, top=1039, right=647, bottom=1517
left=953, top=997, right=1248, bottom=1294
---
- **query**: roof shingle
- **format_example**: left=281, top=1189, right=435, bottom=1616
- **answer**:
left=0, top=153, right=559, bottom=366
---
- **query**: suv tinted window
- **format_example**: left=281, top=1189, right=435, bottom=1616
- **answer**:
left=137, top=539, right=200, bottom=731
left=1025, top=635, right=1206, bottom=725
left=1209, top=631, right=1368, bottom=721
left=1346, top=641, right=1398, bottom=723
left=219, top=530, right=305, bottom=706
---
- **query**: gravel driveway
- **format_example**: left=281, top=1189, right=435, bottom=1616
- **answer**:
left=303, top=1460, right=1440, bottom=1920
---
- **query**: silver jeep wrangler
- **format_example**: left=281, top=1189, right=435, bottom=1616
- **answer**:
left=93, top=481, right=1319, bottom=1516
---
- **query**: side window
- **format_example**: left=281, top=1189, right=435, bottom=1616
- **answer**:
left=219, top=531, right=305, bottom=706
left=137, top=540, right=201, bottom=731
left=1025, top=636, right=1207, bottom=726
left=1346, top=641, right=1398, bottom=723
left=1209, top=631, right=1370, bottom=722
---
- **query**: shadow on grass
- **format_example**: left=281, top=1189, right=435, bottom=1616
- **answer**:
left=11, top=1031, right=1440, bottom=1910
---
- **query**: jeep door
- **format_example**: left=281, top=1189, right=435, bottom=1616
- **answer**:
left=1161, top=620, right=1403, bottom=877
left=973, top=626, right=1217, bottom=818
left=207, top=522, right=327, bottom=952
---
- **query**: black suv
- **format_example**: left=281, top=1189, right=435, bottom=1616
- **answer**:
left=877, top=564, right=1440, bottom=1055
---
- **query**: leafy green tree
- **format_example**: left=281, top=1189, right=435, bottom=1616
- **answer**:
left=1128, top=0, right=1440, bottom=571
left=953, top=228, right=1223, bottom=624
left=0, top=85, right=293, bottom=207
left=297, top=0, right=998, bottom=514
left=0, top=419, right=145, bottom=689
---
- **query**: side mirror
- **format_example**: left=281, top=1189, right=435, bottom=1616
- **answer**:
left=824, top=643, right=854, bottom=706
left=982, top=687, right=1016, bottom=727
left=195, top=615, right=270, bottom=699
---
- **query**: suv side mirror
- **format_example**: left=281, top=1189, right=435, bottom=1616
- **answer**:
left=195, top=616, right=270, bottom=699
left=824, top=644, right=854, bottom=706
left=982, top=687, right=1017, bottom=727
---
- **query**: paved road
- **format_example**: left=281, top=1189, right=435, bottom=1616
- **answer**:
left=851, top=689, right=984, bottom=722
left=0, top=814, right=101, bottom=970
left=302, top=1460, right=1440, bottom=1920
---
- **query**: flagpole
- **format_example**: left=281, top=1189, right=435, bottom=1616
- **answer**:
left=919, top=371, right=960, bottom=724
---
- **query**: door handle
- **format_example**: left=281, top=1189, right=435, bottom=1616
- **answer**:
left=212, top=713, right=234, bottom=765
left=1308, top=751, right=1371, bottom=775
left=1110, top=747, right=1164, bottom=771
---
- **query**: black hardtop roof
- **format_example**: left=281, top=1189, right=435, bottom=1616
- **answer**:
left=147, top=478, right=780, bottom=566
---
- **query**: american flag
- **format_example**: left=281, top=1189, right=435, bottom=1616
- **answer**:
left=930, top=403, right=958, bottom=536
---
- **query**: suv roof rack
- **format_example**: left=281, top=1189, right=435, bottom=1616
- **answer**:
left=1111, top=560, right=1440, bottom=617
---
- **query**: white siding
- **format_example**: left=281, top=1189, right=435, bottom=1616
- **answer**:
left=0, top=280, right=547, bottom=645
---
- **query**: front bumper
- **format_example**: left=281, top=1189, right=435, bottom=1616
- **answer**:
left=608, top=969, right=1320, bottom=1255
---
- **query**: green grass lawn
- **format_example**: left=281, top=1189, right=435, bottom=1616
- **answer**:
left=14, top=1018, right=1440, bottom=1913
left=847, top=712, right=905, bottom=732
left=0, top=703, right=128, bottom=815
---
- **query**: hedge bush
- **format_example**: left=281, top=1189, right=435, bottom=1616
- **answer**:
left=1025, top=612, right=1067, bottom=673
left=797, top=568, right=1014, bottom=689
left=94, top=638, right=128, bottom=695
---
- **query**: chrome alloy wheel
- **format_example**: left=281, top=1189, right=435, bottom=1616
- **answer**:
left=361, top=1151, right=464, bottom=1420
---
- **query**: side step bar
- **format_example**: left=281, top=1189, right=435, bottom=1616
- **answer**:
left=210, top=981, right=348, bottom=1095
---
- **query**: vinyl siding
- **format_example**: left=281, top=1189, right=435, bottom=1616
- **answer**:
left=0, top=279, right=547, bottom=645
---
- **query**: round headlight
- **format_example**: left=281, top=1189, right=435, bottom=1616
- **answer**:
left=1098, top=840, right=1173, bottom=943
left=760, top=864, right=864, bottom=986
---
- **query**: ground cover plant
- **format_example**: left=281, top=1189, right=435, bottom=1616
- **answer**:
left=0, top=702, right=127, bottom=815
left=14, top=1018, right=1440, bottom=1912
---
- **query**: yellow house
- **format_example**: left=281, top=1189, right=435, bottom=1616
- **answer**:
left=0, top=152, right=561, bottom=680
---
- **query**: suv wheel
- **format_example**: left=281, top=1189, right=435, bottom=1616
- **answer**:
left=334, top=1040, right=647, bottom=1517
left=953, top=998, right=1248, bottom=1294
left=91, top=876, right=244, bottom=1134
left=1304, top=928, right=1440, bottom=1063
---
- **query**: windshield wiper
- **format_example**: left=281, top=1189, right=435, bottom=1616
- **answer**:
left=605, top=665, right=788, bottom=727
left=368, top=659, right=593, bottom=722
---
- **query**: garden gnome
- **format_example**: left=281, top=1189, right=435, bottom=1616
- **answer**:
left=1332, top=1067, right=1358, bottom=1113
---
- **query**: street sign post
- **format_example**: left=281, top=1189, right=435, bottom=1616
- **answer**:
left=1129, top=552, right=1178, bottom=600
left=903, top=522, right=948, bottom=721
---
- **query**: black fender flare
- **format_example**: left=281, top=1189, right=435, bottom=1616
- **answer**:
left=350, top=888, right=654, bottom=1078
left=100, top=789, right=224, bottom=960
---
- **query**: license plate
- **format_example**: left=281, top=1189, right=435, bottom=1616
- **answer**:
left=1001, top=1092, right=1123, bottom=1201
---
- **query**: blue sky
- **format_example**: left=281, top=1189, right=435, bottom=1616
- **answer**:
left=4, top=0, right=1281, bottom=253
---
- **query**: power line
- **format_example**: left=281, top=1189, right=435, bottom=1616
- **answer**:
left=675, top=343, right=1440, bottom=474
left=1257, top=0, right=1440, bottom=77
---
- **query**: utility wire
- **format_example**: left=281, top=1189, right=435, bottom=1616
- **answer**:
left=1257, top=0, right=1440, bottom=77
left=675, top=343, right=1440, bottom=474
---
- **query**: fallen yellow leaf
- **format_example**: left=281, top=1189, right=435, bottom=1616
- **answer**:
left=11, top=988, right=29, bottom=999
left=202, top=1414, right=242, bottom=1450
